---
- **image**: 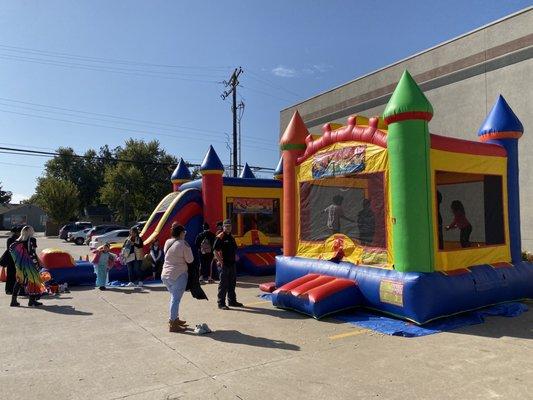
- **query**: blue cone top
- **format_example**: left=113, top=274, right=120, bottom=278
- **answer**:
left=273, top=156, right=283, bottom=178
left=239, top=163, right=256, bottom=179
left=200, top=145, right=224, bottom=172
left=171, top=158, right=192, bottom=181
left=478, top=95, right=523, bottom=139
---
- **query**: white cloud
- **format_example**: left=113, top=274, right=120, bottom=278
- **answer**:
left=271, top=65, right=297, bottom=78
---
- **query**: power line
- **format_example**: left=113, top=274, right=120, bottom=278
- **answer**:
left=0, top=141, right=56, bottom=151
left=0, top=43, right=233, bottom=71
left=0, top=52, right=226, bottom=78
left=0, top=108, right=278, bottom=153
left=0, top=54, right=225, bottom=82
left=0, top=161, right=43, bottom=169
left=0, top=146, right=275, bottom=172
left=239, top=84, right=293, bottom=103
left=246, top=69, right=302, bottom=98
left=0, top=96, right=278, bottom=148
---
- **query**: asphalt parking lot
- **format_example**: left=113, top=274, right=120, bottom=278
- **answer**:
left=0, top=235, right=532, bottom=399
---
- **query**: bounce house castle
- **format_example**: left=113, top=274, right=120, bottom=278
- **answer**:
left=271, top=70, right=533, bottom=324
left=41, top=147, right=283, bottom=285
left=140, top=146, right=283, bottom=275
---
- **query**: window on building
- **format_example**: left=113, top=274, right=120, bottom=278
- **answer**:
left=435, top=171, right=505, bottom=251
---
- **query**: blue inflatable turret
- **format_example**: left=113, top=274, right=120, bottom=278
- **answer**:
left=478, top=95, right=524, bottom=263
left=273, top=156, right=283, bottom=180
left=171, top=158, right=192, bottom=191
left=239, top=163, right=256, bottom=179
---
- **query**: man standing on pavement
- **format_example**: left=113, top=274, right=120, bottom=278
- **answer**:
left=213, top=219, right=243, bottom=310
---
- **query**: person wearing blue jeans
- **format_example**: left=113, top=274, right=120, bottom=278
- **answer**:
left=161, top=224, right=194, bottom=332
left=162, top=272, right=188, bottom=324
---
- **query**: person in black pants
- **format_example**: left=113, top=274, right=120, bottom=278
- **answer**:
left=213, top=219, right=243, bottom=310
left=195, top=223, right=216, bottom=283
left=1, top=226, right=21, bottom=294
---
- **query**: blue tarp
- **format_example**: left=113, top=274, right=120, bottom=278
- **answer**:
left=261, top=293, right=528, bottom=337
left=334, top=302, right=528, bottom=337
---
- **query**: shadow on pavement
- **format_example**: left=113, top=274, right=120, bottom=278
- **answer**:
left=34, top=304, right=92, bottom=316
left=185, top=329, right=300, bottom=351
left=228, top=305, right=308, bottom=320
left=104, top=288, right=149, bottom=295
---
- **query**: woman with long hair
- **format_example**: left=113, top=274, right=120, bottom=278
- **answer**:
left=9, top=225, right=46, bottom=307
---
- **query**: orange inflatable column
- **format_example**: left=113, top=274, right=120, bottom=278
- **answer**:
left=200, top=146, right=225, bottom=231
left=280, top=111, right=308, bottom=256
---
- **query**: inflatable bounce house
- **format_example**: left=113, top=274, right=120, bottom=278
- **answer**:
left=140, top=146, right=283, bottom=275
left=271, top=70, right=533, bottom=324
left=40, top=246, right=133, bottom=285
left=42, top=148, right=282, bottom=286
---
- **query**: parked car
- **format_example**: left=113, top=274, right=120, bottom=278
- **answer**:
left=59, top=222, right=92, bottom=240
left=89, top=229, right=130, bottom=250
left=67, top=228, right=92, bottom=245
left=85, top=224, right=127, bottom=245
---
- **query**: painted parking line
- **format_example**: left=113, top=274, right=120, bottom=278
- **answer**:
left=328, top=329, right=370, bottom=340
left=244, top=300, right=272, bottom=307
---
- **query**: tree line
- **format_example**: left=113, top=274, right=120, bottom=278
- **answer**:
left=25, top=139, right=198, bottom=226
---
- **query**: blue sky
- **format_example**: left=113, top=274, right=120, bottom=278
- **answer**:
left=0, top=0, right=530, bottom=202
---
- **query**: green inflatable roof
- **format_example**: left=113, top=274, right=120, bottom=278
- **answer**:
left=383, top=70, right=433, bottom=122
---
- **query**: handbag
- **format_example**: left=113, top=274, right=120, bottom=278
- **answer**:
left=0, top=266, right=6, bottom=282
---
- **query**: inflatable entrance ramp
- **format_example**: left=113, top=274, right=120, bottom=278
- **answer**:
left=272, top=274, right=362, bottom=319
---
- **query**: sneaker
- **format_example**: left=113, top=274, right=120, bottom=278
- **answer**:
left=10, top=301, right=20, bottom=307
left=126, top=282, right=135, bottom=287
left=218, top=305, right=229, bottom=310
left=201, top=323, right=212, bottom=333
left=228, top=301, right=244, bottom=307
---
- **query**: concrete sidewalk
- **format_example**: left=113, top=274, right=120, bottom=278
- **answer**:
left=0, top=279, right=532, bottom=400
left=0, top=236, right=532, bottom=399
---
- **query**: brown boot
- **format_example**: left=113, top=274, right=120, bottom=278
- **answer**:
left=169, top=319, right=186, bottom=333
left=176, top=318, right=187, bottom=326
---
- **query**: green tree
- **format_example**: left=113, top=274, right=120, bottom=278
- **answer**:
left=21, top=194, right=39, bottom=205
left=99, top=139, right=177, bottom=224
left=0, top=182, right=12, bottom=204
left=34, top=178, right=80, bottom=224
left=43, top=146, right=120, bottom=213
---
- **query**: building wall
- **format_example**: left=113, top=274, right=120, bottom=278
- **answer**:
left=1, top=205, right=47, bottom=232
left=280, top=8, right=533, bottom=251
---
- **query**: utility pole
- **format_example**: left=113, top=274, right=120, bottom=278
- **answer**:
left=221, top=67, right=243, bottom=177
left=237, top=100, right=245, bottom=175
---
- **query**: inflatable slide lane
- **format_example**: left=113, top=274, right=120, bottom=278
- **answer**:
left=140, top=188, right=204, bottom=250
